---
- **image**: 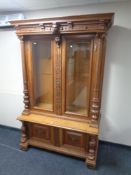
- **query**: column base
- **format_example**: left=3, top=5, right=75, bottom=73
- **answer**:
left=85, top=158, right=96, bottom=168
left=20, top=141, right=29, bottom=151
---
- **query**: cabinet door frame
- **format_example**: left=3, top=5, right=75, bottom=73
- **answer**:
left=61, top=34, right=95, bottom=120
left=25, top=35, right=55, bottom=114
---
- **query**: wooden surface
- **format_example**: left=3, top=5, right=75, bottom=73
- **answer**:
left=10, top=13, right=114, bottom=35
left=11, top=13, right=114, bottom=25
left=18, top=114, right=99, bottom=135
left=29, top=138, right=87, bottom=159
left=14, top=13, right=114, bottom=168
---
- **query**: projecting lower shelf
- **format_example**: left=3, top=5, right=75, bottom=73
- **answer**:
left=29, top=138, right=87, bottom=159
left=18, top=114, right=99, bottom=135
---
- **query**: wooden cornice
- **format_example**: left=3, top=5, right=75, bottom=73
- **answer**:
left=10, top=13, right=114, bottom=36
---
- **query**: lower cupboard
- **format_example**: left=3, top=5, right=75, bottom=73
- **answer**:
left=24, top=123, right=98, bottom=167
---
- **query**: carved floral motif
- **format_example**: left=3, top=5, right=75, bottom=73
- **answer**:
left=55, top=36, right=61, bottom=48
left=55, top=49, right=62, bottom=114
left=52, top=22, right=59, bottom=34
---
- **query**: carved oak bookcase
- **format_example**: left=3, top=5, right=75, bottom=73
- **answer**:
left=11, top=13, right=114, bottom=168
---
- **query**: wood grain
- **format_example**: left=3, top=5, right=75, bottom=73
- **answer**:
left=14, top=13, right=114, bottom=168
left=18, top=114, right=99, bottom=135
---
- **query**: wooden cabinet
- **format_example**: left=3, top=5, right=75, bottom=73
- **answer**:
left=11, top=13, right=114, bottom=168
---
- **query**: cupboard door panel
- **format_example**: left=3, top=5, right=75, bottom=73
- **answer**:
left=62, top=129, right=87, bottom=150
left=29, top=124, right=52, bottom=143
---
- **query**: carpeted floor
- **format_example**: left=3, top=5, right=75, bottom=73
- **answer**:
left=0, top=125, right=131, bottom=175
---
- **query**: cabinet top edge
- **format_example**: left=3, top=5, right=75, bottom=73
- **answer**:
left=10, top=13, right=114, bottom=28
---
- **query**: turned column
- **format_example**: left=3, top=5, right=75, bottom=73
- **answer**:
left=86, top=135, right=98, bottom=168
left=19, top=36, right=30, bottom=115
left=89, top=34, right=106, bottom=127
left=18, top=36, right=29, bottom=150
left=20, top=122, right=28, bottom=150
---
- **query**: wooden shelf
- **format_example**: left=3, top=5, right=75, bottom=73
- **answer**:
left=18, top=114, right=99, bottom=135
left=29, top=138, right=87, bottom=159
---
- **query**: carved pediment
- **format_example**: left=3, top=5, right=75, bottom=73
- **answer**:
left=10, top=13, right=114, bottom=36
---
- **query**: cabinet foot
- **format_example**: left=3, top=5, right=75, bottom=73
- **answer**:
left=85, top=158, right=96, bottom=169
left=86, top=135, right=98, bottom=168
left=20, top=122, right=28, bottom=151
left=20, top=142, right=29, bottom=151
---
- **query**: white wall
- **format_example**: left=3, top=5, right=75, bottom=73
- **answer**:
left=0, top=1, right=131, bottom=146
left=0, top=30, right=23, bottom=128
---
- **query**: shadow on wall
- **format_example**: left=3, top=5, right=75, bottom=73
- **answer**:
left=100, top=25, right=131, bottom=145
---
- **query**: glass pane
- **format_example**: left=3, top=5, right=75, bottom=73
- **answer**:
left=32, top=39, right=53, bottom=111
left=66, top=41, right=91, bottom=115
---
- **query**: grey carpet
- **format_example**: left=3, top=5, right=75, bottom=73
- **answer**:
left=0, top=125, right=131, bottom=175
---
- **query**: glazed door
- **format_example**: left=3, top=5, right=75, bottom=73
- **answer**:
left=26, top=36, right=54, bottom=112
left=62, top=35, right=93, bottom=119
left=25, top=35, right=93, bottom=116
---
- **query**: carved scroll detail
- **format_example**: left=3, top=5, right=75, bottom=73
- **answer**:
left=55, top=60, right=62, bottom=114
left=67, top=21, right=73, bottom=29
left=18, top=35, right=24, bottom=41
left=39, top=23, right=45, bottom=30
left=55, top=36, right=61, bottom=48
left=52, top=22, right=59, bottom=34
left=55, top=38, right=62, bottom=114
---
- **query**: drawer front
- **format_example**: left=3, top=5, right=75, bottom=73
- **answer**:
left=29, top=124, right=52, bottom=143
left=62, top=129, right=87, bottom=149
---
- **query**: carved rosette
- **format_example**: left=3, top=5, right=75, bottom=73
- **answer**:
left=20, top=122, right=28, bottom=150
